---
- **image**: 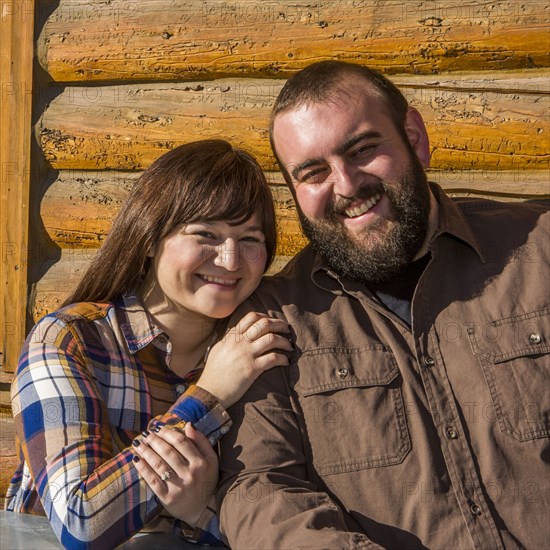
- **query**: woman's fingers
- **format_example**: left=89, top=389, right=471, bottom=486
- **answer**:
left=244, top=317, right=290, bottom=342
left=254, top=351, right=291, bottom=372
left=138, top=428, right=207, bottom=476
left=131, top=426, right=219, bottom=524
left=236, top=311, right=269, bottom=333
left=132, top=439, right=170, bottom=496
left=132, top=456, right=164, bottom=491
left=197, top=312, right=293, bottom=409
left=184, top=423, right=217, bottom=460
left=251, top=332, right=294, bottom=355
left=234, top=312, right=290, bottom=341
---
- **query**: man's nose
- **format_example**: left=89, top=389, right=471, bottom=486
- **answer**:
left=213, top=238, right=241, bottom=271
left=331, top=161, right=361, bottom=198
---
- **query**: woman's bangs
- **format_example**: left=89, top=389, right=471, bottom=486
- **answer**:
left=198, top=156, right=268, bottom=225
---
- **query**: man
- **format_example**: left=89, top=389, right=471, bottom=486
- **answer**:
left=217, top=61, right=549, bottom=549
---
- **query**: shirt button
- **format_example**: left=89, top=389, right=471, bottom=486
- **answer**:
left=175, top=384, right=186, bottom=395
left=220, top=425, right=229, bottom=435
left=337, top=367, right=349, bottom=379
left=424, top=356, right=436, bottom=367
left=446, top=426, right=459, bottom=439
left=529, top=333, right=542, bottom=344
left=470, top=503, right=482, bottom=516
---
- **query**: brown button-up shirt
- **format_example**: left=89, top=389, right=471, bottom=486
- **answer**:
left=218, top=185, right=549, bottom=549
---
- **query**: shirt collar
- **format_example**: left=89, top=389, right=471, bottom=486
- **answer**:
left=428, top=182, right=486, bottom=262
left=311, top=182, right=486, bottom=292
left=311, top=250, right=347, bottom=294
left=116, top=294, right=165, bottom=354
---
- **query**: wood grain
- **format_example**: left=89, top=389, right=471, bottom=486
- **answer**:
left=38, top=72, right=550, bottom=172
left=38, top=0, right=550, bottom=82
left=0, top=411, right=18, bottom=507
left=40, top=172, right=306, bottom=250
left=0, top=0, right=35, bottom=374
left=40, top=169, right=550, bottom=248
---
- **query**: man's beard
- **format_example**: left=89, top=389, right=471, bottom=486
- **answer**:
left=298, top=155, right=431, bottom=285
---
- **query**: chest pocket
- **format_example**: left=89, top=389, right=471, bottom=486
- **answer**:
left=467, top=307, right=550, bottom=442
left=293, top=346, right=410, bottom=476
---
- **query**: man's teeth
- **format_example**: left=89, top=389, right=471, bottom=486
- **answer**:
left=201, top=275, right=237, bottom=285
left=345, top=193, right=381, bottom=218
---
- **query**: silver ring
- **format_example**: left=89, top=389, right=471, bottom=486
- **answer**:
left=160, top=470, right=171, bottom=481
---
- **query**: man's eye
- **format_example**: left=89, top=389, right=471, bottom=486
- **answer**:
left=241, top=236, right=263, bottom=243
left=351, top=145, right=374, bottom=158
left=302, top=168, right=328, bottom=184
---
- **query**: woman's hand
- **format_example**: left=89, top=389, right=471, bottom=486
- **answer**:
left=132, top=423, right=218, bottom=526
left=197, top=312, right=293, bottom=409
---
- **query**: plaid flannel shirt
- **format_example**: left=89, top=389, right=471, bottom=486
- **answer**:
left=5, top=295, right=230, bottom=548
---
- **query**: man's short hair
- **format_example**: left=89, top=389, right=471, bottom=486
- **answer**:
left=269, top=61, right=411, bottom=175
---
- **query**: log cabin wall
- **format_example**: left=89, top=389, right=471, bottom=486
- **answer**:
left=1, top=0, right=549, bottom=502
left=32, top=0, right=550, bottom=322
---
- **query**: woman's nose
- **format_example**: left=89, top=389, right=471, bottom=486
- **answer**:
left=213, top=238, right=241, bottom=271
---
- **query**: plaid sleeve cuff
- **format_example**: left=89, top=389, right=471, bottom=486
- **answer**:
left=149, top=384, right=232, bottom=445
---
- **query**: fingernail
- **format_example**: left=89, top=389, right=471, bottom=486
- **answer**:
left=132, top=439, right=141, bottom=447
left=132, top=455, right=140, bottom=463
left=141, top=430, right=150, bottom=438
left=152, top=426, right=161, bottom=433
left=187, top=422, right=195, bottom=430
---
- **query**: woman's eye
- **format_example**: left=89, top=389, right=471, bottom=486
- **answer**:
left=195, top=231, right=216, bottom=239
left=241, top=236, right=263, bottom=243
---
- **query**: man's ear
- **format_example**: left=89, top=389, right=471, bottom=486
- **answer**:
left=404, top=107, right=431, bottom=169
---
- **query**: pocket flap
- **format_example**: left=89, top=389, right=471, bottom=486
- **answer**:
left=294, top=346, right=399, bottom=396
left=469, top=307, right=550, bottom=363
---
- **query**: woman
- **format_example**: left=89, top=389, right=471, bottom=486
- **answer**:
left=5, top=140, right=292, bottom=548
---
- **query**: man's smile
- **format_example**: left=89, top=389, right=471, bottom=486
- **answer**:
left=343, top=193, right=382, bottom=218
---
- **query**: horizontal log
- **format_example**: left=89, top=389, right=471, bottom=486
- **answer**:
left=34, top=180, right=548, bottom=321
left=40, top=172, right=307, bottom=253
left=32, top=250, right=295, bottom=321
left=40, top=172, right=136, bottom=248
left=38, top=72, right=550, bottom=172
left=41, top=169, right=550, bottom=248
left=38, top=0, right=550, bottom=82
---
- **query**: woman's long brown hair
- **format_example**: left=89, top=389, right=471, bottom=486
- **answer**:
left=64, top=140, right=276, bottom=305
